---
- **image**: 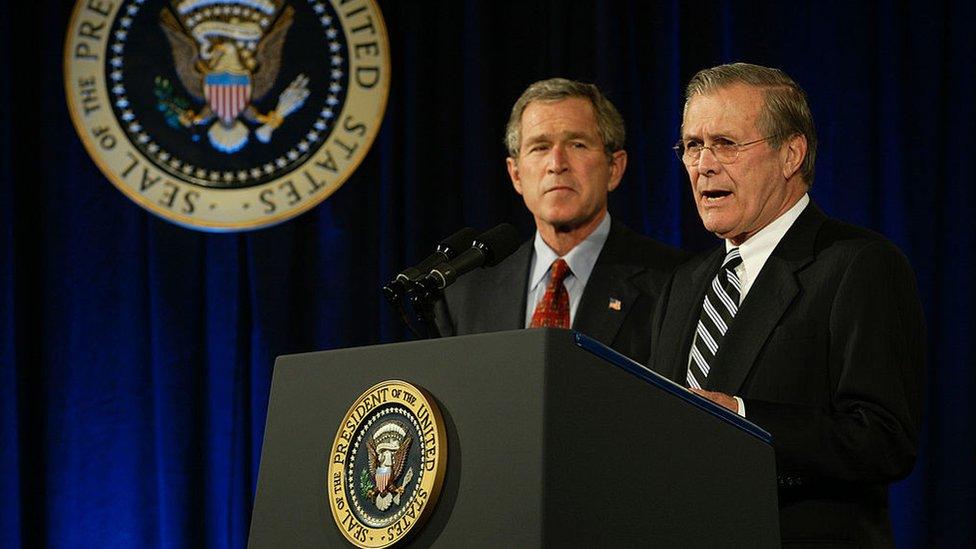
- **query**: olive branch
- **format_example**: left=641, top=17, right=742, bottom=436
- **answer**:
left=359, top=468, right=375, bottom=499
left=154, top=76, right=192, bottom=129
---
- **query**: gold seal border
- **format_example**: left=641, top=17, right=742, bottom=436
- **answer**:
left=63, top=0, right=391, bottom=232
left=327, top=380, right=448, bottom=548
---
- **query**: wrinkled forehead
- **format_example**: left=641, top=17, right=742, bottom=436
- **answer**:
left=681, top=84, right=764, bottom=139
left=520, top=97, right=599, bottom=134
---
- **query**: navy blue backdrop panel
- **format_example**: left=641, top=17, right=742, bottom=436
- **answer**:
left=1, top=0, right=973, bottom=547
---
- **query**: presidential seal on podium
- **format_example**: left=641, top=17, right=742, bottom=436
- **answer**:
left=328, top=380, right=447, bottom=548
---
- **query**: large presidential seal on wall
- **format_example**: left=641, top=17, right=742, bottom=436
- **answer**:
left=64, top=0, right=390, bottom=231
left=328, top=380, right=447, bottom=548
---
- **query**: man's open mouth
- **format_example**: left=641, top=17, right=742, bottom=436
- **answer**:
left=702, top=190, right=732, bottom=201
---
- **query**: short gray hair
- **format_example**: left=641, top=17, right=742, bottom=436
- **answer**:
left=505, top=78, right=625, bottom=160
left=684, top=63, right=817, bottom=185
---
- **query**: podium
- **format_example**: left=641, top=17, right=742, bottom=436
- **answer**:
left=248, top=329, right=779, bottom=547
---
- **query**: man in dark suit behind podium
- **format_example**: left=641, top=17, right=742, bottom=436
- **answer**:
left=436, top=78, right=686, bottom=364
left=649, top=63, right=924, bottom=546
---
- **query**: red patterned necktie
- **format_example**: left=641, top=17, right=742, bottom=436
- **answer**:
left=530, top=258, right=571, bottom=328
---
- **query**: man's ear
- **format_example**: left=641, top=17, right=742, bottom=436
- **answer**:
left=782, top=134, right=807, bottom=180
left=507, top=157, right=523, bottom=195
left=607, top=150, right=627, bottom=192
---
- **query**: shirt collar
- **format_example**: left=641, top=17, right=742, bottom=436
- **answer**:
left=726, top=193, right=809, bottom=279
left=528, top=213, right=612, bottom=292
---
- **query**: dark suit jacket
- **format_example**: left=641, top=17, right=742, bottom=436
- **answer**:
left=436, top=219, right=688, bottom=364
left=649, top=202, right=924, bottom=547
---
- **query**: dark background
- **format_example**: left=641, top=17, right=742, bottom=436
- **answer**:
left=2, top=0, right=973, bottom=546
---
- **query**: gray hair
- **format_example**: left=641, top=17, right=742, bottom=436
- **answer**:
left=505, top=78, right=625, bottom=160
left=684, top=63, right=817, bottom=185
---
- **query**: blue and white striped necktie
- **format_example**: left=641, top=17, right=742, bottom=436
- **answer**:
left=687, top=248, right=743, bottom=389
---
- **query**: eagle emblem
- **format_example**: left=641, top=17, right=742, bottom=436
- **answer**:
left=362, top=421, right=414, bottom=512
left=325, top=381, right=445, bottom=546
left=156, top=0, right=309, bottom=153
left=66, top=0, right=390, bottom=231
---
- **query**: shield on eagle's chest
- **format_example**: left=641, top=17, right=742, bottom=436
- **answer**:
left=375, top=466, right=391, bottom=493
left=204, top=72, right=252, bottom=125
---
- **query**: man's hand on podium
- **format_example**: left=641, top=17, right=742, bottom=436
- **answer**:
left=689, top=388, right=738, bottom=413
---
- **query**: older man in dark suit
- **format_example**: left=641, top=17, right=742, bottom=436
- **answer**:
left=650, top=63, right=924, bottom=547
left=436, top=78, right=686, bottom=364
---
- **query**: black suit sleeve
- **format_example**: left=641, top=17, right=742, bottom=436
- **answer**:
left=744, top=240, right=924, bottom=484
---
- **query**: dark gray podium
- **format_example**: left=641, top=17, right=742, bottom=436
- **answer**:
left=248, top=329, right=779, bottom=547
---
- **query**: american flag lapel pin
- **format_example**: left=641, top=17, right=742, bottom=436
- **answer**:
left=608, top=297, right=622, bottom=311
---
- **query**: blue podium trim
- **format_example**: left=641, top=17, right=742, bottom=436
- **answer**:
left=573, top=331, right=773, bottom=445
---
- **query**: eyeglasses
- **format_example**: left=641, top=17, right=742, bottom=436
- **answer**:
left=672, top=135, right=779, bottom=165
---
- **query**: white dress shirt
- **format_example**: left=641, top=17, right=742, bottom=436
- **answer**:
left=727, top=193, right=810, bottom=304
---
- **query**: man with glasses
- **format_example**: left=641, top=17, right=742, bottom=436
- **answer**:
left=649, top=63, right=924, bottom=546
left=436, top=78, right=686, bottom=364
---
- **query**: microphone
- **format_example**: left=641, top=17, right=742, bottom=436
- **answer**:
left=382, top=227, right=479, bottom=304
left=419, top=223, right=521, bottom=291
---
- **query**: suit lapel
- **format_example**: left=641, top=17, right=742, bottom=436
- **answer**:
left=573, top=264, right=640, bottom=347
left=573, top=222, right=641, bottom=347
left=705, top=202, right=824, bottom=394
left=705, top=258, right=799, bottom=393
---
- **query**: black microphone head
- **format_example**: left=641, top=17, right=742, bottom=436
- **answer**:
left=420, top=223, right=521, bottom=290
left=436, top=227, right=479, bottom=257
left=398, top=226, right=478, bottom=283
left=473, top=223, right=521, bottom=266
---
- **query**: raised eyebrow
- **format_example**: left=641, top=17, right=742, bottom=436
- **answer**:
left=521, top=135, right=552, bottom=148
left=524, top=131, right=597, bottom=149
left=563, top=131, right=595, bottom=142
left=682, top=132, right=735, bottom=143
left=705, top=130, right=741, bottom=142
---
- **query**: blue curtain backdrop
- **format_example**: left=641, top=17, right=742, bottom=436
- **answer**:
left=2, top=0, right=973, bottom=546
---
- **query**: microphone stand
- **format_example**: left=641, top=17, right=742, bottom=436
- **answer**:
left=384, top=278, right=442, bottom=339
left=393, top=293, right=426, bottom=340
left=383, top=279, right=424, bottom=339
left=407, top=285, right=443, bottom=339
